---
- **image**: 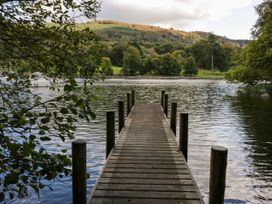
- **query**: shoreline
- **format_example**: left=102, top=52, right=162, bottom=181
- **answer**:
left=105, top=75, right=224, bottom=80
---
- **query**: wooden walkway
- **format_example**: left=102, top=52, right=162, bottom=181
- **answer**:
left=89, top=103, right=204, bottom=204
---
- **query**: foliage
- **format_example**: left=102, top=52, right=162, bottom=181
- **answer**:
left=154, top=54, right=182, bottom=76
left=142, top=56, right=158, bottom=75
left=109, top=43, right=127, bottom=67
left=122, top=46, right=142, bottom=75
left=155, top=43, right=175, bottom=54
left=190, top=34, right=231, bottom=71
left=183, top=56, right=198, bottom=76
left=226, top=0, right=272, bottom=84
left=190, top=40, right=211, bottom=69
left=0, top=0, right=101, bottom=202
left=225, top=65, right=262, bottom=85
left=101, top=57, right=113, bottom=76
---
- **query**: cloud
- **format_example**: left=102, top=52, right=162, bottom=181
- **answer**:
left=98, top=0, right=255, bottom=29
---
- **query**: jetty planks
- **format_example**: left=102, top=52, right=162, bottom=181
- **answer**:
left=89, top=103, right=204, bottom=204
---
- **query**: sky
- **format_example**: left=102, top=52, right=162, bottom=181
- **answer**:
left=97, top=0, right=262, bottom=40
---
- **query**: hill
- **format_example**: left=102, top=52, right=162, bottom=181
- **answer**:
left=77, top=20, right=248, bottom=47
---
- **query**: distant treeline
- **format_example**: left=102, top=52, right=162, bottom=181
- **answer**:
left=98, top=31, right=242, bottom=76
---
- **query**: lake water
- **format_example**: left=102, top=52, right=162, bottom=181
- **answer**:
left=10, top=79, right=272, bottom=204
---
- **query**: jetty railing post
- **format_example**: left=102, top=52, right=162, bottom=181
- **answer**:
left=127, top=93, right=131, bottom=116
left=131, top=90, right=135, bottom=107
left=72, top=140, right=86, bottom=204
left=179, top=113, right=188, bottom=161
left=106, top=111, right=115, bottom=158
left=118, top=101, right=124, bottom=133
left=209, top=146, right=228, bottom=204
left=163, top=94, right=168, bottom=117
left=170, top=102, right=177, bottom=135
left=161, top=90, right=165, bottom=107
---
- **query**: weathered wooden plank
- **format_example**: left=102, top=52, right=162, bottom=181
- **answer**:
left=117, top=140, right=176, bottom=143
left=116, top=144, right=178, bottom=147
left=110, top=153, right=182, bottom=157
left=103, top=168, right=189, bottom=174
left=106, top=163, right=187, bottom=169
left=113, top=149, right=180, bottom=153
left=114, top=147, right=179, bottom=151
left=95, top=184, right=196, bottom=192
left=109, top=156, right=184, bottom=161
left=101, top=173, right=192, bottom=179
left=115, top=146, right=179, bottom=151
left=92, top=190, right=200, bottom=200
left=90, top=198, right=202, bottom=204
left=107, top=160, right=185, bottom=165
left=98, top=178, right=195, bottom=185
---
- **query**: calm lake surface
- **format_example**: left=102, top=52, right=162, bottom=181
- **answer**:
left=11, top=79, right=272, bottom=204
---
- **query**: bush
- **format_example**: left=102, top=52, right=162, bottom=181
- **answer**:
left=183, top=56, right=198, bottom=76
left=154, top=53, right=181, bottom=76
left=225, top=65, right=262, bottom=85
left=101, top=57, right=113, bottom=76
left=122, top=46, right=142, bottom=75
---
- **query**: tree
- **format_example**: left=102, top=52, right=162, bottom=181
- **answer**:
left=190, top=39, right=211, bottom=69
left=122, top=46, right=142, bottom=75
left=142, top=56, right=158, bottom=75
left=190, top=34, right=230, bottom=71
left=109, top=43, right=127, bottom=67
left=226, top=0, right=272, bottom=84
left=101, top=57, right=113, bottom=76
left=155, top=43, right=175, bottom=54
left=183, top=56, right=198, bottom=76
left=0, top=0, right=101, bottom=201
left=154, top=54, right=182, bottom=76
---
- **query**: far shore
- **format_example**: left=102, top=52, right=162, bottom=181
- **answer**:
left=105, top=75, right=224, bottom=80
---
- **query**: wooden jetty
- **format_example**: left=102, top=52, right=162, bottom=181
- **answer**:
left=88, top=103, right=204, bottom=204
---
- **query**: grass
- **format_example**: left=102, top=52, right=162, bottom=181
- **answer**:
left=112, top=66, right=122, bottom=75
left=197, top=69, right=225, bottom=79
left=109, top=66, right=225, bottom=78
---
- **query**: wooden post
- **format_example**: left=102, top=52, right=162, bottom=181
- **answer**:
left=163, top=94, right=168, bottom=117
left=209, top=146, right=228, bottom=204
left=127, top=93, right=131, bottom=116
left=106, top=111, right=115, bottom=158
left=131, top=90, right=135, bottom=107
left=170, top=102, right=177, bottom=136
left=179, top=113, right=188, bottom=161
left=72, top=140, right=86, bottom=204
left=161, top=90, right=165, bottom=107
left=118, top=101, right=124, bottom=133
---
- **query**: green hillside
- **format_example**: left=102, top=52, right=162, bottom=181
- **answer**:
left=78, top=20, right=248, bottom=47
left=75, top=20, right=246, bottom=77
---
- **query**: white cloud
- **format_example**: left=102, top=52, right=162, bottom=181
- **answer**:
left=97, top=0, right=260, bottom=39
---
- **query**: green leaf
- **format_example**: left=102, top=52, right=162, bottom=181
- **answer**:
left=23, top=143, right=32, bottom=157
left=90, top=111, right=96, bottom=120
left=71, top=95, right=78, bottom=102
left=9, top=192, right=14, bottom=200
left=40, top=136, right=51, bottom=141
left=70, top=108, right=78, bottom=115
left=29, top=134, right=36, bottom=141
left=64, top=95, right=71, bottom=101
left=4, top=172, right=19, bottom=186
left=64, top=84, right=71, bottom=92
left=69, top=78, right=77, bottom=87
left=0, top=192, right=5, bottom=202
left=61, top=149, right=67, bottom=153
left=60, top=108, right=69, bottom=114
left=41, top=117, right=50, bottom=124
left=30, top=184, right=39, bottom=193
